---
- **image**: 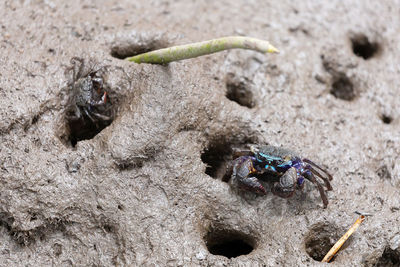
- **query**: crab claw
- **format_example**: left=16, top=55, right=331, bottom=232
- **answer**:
left=271, top=167, right=297, bottom=198
left=101, top=91, right=107, bottom=103
left=238, top=176, right=267, bottom=195
left=232, top=157, right=267, bottom=195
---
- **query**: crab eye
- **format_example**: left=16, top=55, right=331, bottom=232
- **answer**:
left=283, top=156, right=291, bottom=161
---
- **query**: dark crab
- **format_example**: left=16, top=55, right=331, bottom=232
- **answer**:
left=225, top=145, right=333, bottom=208
left=65, top=58, right=113, bottom=144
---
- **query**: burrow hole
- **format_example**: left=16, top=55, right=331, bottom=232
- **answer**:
left=330, top=74, right=357, bottom=101
left=351, top=34, right=380, bottom=60
left=225, top=74, right=256, bottom=108
left=201, top=142, right=232, bottom=180
left=63, top=59, right=116, bottom=147
left=66, top=74, right=114, bottom=147
left=305, top=223, right=352, bottom=262
left=381, top=114, right=393, bottom=124
left=110, top=34, right=170, bottom=59
left=205, top=226, right=255, bottom=258
left=374, top=245, right=400, bottom=267
left=201, top=139, right=251, bottom=181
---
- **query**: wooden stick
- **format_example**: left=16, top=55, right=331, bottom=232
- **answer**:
left=321, top=215, right=365, bottom=263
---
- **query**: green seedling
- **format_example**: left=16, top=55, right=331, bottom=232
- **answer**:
left=126, top=36, right=279, bottom=64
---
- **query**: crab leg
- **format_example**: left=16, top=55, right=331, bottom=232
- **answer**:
left=83, top=108, right=96, bottom=122
left=91, top=111, right=112, bottom=121
left=310, top=168, right=333, bottom=191
left=222, top=162, right=234, bottom=182
left=305, top=173, right=329, bottom=208
left=304, top=159, right=333, bottom=181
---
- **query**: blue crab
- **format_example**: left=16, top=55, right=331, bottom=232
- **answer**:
left=225, top=145, right=333, bottom=207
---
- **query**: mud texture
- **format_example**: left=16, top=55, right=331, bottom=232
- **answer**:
left=0, top=1, right=399, bottom=266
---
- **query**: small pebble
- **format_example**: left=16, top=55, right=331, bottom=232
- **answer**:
left=67, top=159, right=81, bottom=173
left=196, top=251, right=206, bottom=260
left=389, top=234, right=400, bottom=250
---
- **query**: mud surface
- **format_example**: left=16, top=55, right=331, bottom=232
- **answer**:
left=0, top=1, right=399, bottom=266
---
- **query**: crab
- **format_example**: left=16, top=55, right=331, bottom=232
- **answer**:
left=66, top=58, right=112, bottom=123
left=225, top=145, right=333, bottom=208
left=65, top=58, right=113, bottom=143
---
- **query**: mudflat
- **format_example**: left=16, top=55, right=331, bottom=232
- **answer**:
left=0, top=1, right=398, bottom=266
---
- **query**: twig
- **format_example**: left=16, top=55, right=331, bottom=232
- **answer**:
left=126, top=36, right=279, bottom=64
left=322, top=215, right=365, bottom=263
left=354, top=211, right=373, bottom=217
